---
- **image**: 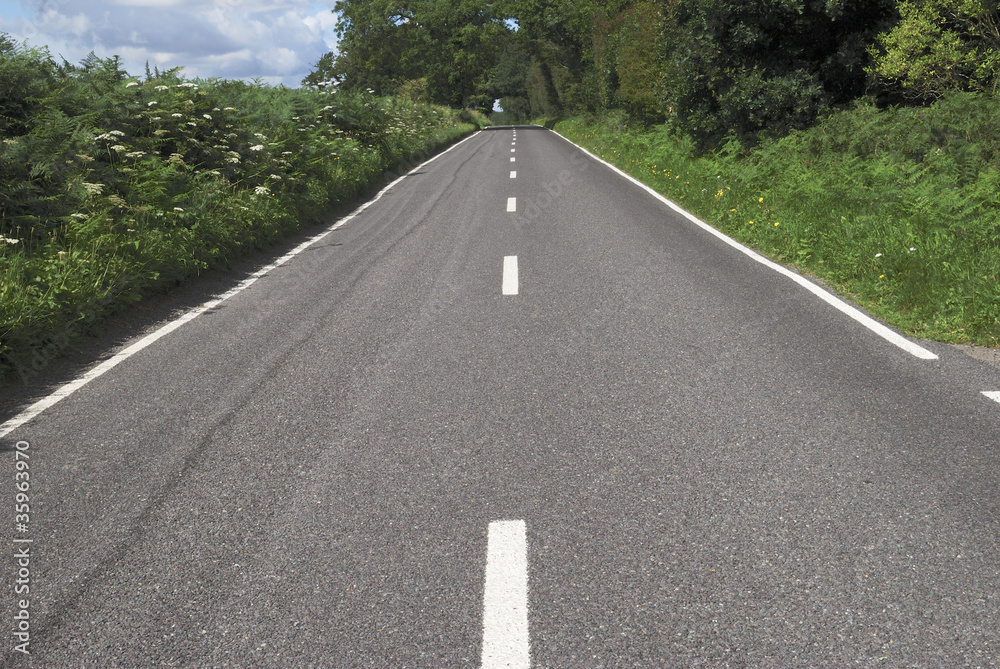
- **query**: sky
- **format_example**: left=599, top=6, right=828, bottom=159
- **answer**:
left=0, top=0, right=340, bottom=87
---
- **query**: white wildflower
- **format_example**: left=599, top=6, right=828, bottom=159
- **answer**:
left=224, top=107, right=236, bottom=111
left=125, top=151, right=145, bottom=158
left=178, top=82, right=198, bottom=88
left=282, top=151, right=293, bottom=156
left=174, top=207, right=184, bottom=212
left=226, top=156, right=241, bottom=164
left=249, top=144, right=264, bottom=151
left=152, top=116, right=162, bottom=121
left=203, top=114, right=212, bottom=120
left=253, top=186, right=270, bottom=197
left=909, top=247, right=916, bottom=252
left=70, top=213, right=88, bottom=219
left=269, top=174, right=282, bottom=180
left=172, top=113, right=183, bottom=118
left=0, top=236, right=20, bottom=245
left=110, top=130, right=125, bottom=137
left=187, top=122, right=197, bottom=127
left=148, top=101, right=158, bottom=106
left=875, top=253, right=883, bottom=258
left=155, top=85, right=169, bottom=91
left=110, top=145, right=126, bottom=152
left=254, top=133, right=267, bottom=139
left=83, top=182, right=104, bottom=195
left=126, top=81, right=139, bottom=88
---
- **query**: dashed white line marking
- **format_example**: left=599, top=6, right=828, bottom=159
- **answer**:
left=983, top=391, right=1000, bottom=404
left=0, top=132, right=486, bottom=440
left=510, top=157, right=516, bottom=163
left=502, top=256, right=519, bottom=295
left=549, top=130, right=939, bottom=361
left=507, top=197, right=517, bottom=212
left=511, top=148, right=516, bottom=153
left=510, top=171, right=516, bottom=179
left=482, top=520, right=529, bottom=668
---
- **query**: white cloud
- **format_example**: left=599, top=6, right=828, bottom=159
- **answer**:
left=0, top=0, right=339, bottom=86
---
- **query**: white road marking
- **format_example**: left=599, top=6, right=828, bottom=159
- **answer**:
left=510, top=157, right=516, bottom=163
left=549, top=130, right=939, bottom=361
left=511, top=149, right=516, bottom=153
left=482, top=520, right=529, bottom=668
left=0, top=132, right=486, bottom=440
left=510, top=171, right=517, bottom=179
left=502, top=256, right=519, bottom=295
left=507, top=197, right=517, bottom=212
left=983, top=391, right=1000, bottom=404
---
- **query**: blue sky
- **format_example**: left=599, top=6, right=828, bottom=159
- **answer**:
left=0, top=0, right=339, bottom=86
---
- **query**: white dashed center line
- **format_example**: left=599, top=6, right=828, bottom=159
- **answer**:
left=511, top=148, right=516, bottom=153
left=510, top=171, right=516, bottom=179
left=510, top=157, right=516, bottom=163
left=481, top=520, right=529, bottom=668
left=507, top=197, right=517, bottom=212
left=502, top=256, right=518, bottom=295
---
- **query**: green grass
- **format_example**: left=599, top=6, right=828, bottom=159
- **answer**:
left=554, top=93, right=1000, bottom=347
left=1, top=42, right=486, bottom=382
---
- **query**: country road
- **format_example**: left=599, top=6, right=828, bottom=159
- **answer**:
left=3, top=125, right=1000, bottom=667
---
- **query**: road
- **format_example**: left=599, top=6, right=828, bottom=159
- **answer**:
left=3, top=125, right=1000, bottom=667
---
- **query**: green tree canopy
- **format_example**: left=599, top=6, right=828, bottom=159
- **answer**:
left=867, top=0, right=1000, bottom=101
left=325, top=0, right=516, bottom=108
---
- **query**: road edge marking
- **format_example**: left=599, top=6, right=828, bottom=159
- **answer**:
left=0, top=131, right=484, bottom=440
left=547, top=128, right=939, bottom=361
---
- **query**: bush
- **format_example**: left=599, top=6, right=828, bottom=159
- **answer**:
left=0, top=38, right=477, bottom=382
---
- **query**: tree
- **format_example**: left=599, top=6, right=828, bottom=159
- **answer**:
left=867, top=0, right=1000, bottom=101
left=323, top=0, right=516, bottom=108
left=670, top=0, right=898, bottom=148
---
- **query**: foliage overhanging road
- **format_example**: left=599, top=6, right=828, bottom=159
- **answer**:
left=3, top=127, right=1000, bottom=667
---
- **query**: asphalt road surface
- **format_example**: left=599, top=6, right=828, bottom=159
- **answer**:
left=3, top=126, right=1000, bottom=667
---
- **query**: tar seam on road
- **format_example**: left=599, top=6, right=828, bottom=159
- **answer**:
left=548, top=129, right=939, bottom=361
left=482, top=520, right=530, bottom=669
left=0, top=132, right=483, bottom=440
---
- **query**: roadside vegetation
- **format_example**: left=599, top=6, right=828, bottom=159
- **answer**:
left=0, top=35, right=487, bottom=382
left=555, top=95, right=1000, bottom=346
left=323, top=0, right=1000, bottom=347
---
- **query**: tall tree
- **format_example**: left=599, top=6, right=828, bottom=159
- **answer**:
left=325, top=0, right=516, bottom=108
left=672, top=0, right=898, bottom=147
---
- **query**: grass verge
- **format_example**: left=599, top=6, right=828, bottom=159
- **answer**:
left=554, top=94, right=1000, bottom=348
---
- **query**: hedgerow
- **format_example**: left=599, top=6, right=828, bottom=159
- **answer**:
left=1, top=37, right=482, bottom=381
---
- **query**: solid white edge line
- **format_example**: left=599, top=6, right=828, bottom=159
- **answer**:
left=546, top=128, right=939, bottom=361
left=0, top=131, right=484, bottom=440
left=482, top=520, right=530, bottom=669
left=507, top=197, right=517, bottom=213
left=502, top=256, right=519, bottom=295
left=983, top=391, right=1000, bottom=404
